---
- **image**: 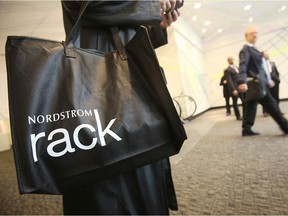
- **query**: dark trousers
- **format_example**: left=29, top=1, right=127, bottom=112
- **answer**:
left=270, top=83, right=280, bottom=105
left=243, top=90, right=288, bottom=132
left=225, top=97, right=231, bottom=114
left=263, top=84, right=280, bottom=114
left=232, top=95, right=241, bottom=119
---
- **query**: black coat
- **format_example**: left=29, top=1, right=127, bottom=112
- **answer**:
left=61, top=1, right=177, bottom=215
left=220, top=75, right=230, bottom=98
left=224, top=65, right=240, bottom=95
left=61, top=1, right=168, bottom=51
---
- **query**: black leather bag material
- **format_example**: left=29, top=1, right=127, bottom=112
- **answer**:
left=246, top=79, right=266, bottom=101
left=5, top=3, right=186, bottom=195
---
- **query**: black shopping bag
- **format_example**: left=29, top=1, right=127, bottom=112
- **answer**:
left=5, top=2, right=186, bottom=194
left=246, top=79, right=266, bottom=102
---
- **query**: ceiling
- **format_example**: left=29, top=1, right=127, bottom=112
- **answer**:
left=181, top=1, right=288, bottom=41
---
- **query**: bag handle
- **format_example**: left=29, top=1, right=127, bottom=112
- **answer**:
left=64, top=1, right=89, bottom=58
left=110, top=27, right=128, bottom=61
left=64, top=1, right=127, bottom=60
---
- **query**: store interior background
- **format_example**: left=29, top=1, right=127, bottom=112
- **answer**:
left=0, top=1, right=288, bottom=151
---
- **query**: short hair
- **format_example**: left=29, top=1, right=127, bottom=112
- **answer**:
left=245, top=26, right=256, bottom=37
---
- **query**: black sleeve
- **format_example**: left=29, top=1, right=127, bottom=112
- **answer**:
left=220, top=76, right=225, bottom=86
left=225, top=68, right=236, bottom=93
left=238, top=45, right=250, bottom=84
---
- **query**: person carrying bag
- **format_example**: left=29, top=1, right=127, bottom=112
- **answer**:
left=6, top=0, right=186, bottom=214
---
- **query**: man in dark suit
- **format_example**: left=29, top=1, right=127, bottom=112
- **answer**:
left=262, top=50, right=281, bottom=116
left=237, top=26, right=288, bottom=136
left=220, top=75, right=231, bottom=116
left=224, top=57, right=242, bottom=120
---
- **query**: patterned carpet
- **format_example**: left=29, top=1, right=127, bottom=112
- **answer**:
left=0, top=149, right=62, bottom=215
left=170, top=113, right=288, bottom=215
left=1, top=102, right=288, bottom=215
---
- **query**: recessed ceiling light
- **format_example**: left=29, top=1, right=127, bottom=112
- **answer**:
left=218, top=29, right=223, bottom=33
left=279, top=6, right=286, bottom=12
left=202, top=28, right=206, bottom=33
left=244, top=4, right=252, bottom=10
left=192, top=16, right=198, bottom=21
left=248, top=17, right=253, bottom=22
left=204, top=20, right=211, bottom=26
left=194, top=2, right=202, bottom=9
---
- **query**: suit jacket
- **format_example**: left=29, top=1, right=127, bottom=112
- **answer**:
left=220, top=75, right=230, bottom=97
left=270, top=61, right=280, bottom=84
left=224, top=65, right=239, bottom=94
left=238, top=44, right=266, bottom=85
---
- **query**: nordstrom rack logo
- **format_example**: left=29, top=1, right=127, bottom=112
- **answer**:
left=29, top=109, right=122, bottom=162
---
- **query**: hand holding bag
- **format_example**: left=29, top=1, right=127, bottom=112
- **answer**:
left=5, top=2, right=186, bottom=195
left=245, top=77, right=266, bottom=102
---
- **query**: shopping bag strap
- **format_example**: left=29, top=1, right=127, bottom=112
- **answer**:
left=64, top=1, right=127, bottom=60
left=110, top=27, right=127, bottom=61
left=64, top=1, right=89, bottom=58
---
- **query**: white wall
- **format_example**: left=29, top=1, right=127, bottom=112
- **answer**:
left=156, top=17, right=211, bottom=115
left=202, top=27, right=245, bottom=108
left=0, top=1, right=65, bottom=151
left=203, top=25, right=288, bottom=108
left=159, top=16, right=288, bottom=112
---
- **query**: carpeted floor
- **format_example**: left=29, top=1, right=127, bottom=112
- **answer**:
left=170, top=112, right=288, bottom=215
left=0, top=149, right=62, bottom=215
left=1, top=102, right=288, bottom=215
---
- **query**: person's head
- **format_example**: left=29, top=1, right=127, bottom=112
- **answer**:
left=245, top=26, right=258, bottom=44
left=227, top=57, right=234, bottom=65
left=262, top=50, right=270, bottom=60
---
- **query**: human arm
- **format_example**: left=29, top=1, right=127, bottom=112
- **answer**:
left=225, top=68, right=238, bottom=96
left=237, top=46, right=250, bottom=93
left=267, top=80, right=275, bottom=88
left=160, top=0, right=182, bottom=28
left=271, top=62, right=280, bottom=84
left=160, top=0, right=177, bottom=12
left=149, top=0, right=183, bottom=48
left=220, top=76, right=227, bottom=86
left=61, top=0, right=182, bottom=49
